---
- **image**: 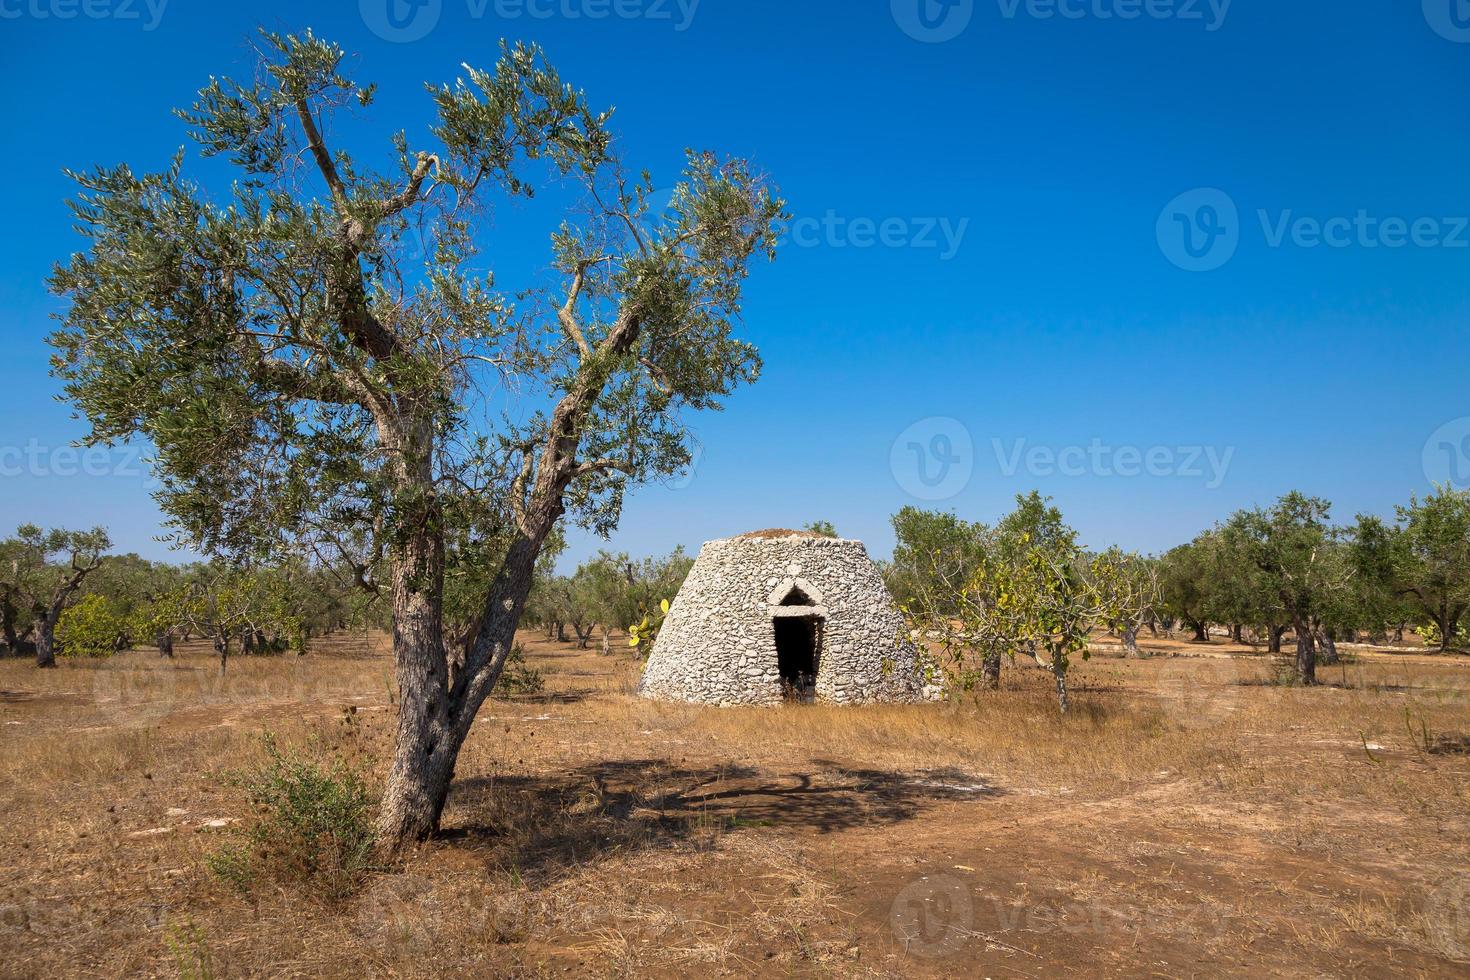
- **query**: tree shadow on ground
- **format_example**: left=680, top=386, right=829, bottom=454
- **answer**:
left=491, top=690, right=591, bottom=706
left=442, top=759, right=1001, bottom=884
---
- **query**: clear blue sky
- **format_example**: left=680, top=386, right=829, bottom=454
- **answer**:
left=2, top=0, right=1468, bottom=568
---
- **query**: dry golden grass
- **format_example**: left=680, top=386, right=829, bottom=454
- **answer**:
left=1, top=630, right=1468, bottom=977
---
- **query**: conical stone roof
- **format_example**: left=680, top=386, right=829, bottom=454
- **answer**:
left=638, top=533, right=939, bottom=706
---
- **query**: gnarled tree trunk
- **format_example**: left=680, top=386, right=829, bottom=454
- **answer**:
left=1, top=594, right=18, bottom=652
left=377, top=518, right=557, bottom=851
left=34, top=612, right=60, bottom=669
left=1318, top=628, right=1339, bottom=665
left=981, top=650, right=1001, bottom=689
left=1293, top=617, right=1317, bottom=685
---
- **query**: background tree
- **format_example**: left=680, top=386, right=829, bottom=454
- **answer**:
left=48, top=32, right=784, bottom=851
left=1159, top=538, right=1216, bottom=643
left=1353, top=488, right=1470, bottom=653
left=885, top=506, right=989, bottom=614
left=1094, top=548, right=1160, bottom=657
left=1219, top=492, right=1347, bottom=684
left=69, top=553, right=178, bottom=653
left=0, top=526, right=111, bottom=667
left=802, top=521, right=838, bottom=538
left=168, top=566, right=294, bottom=673
left=897, top=493, right=1136, bottom=712
left=0, top=537, right=37, bottom=655
left=1199, top=529, right=1275, bottom=647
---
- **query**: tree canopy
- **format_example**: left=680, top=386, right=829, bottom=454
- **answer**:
left=47, top=30, right=785, bottom=850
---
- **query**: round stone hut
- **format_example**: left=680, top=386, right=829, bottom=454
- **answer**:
left=638, top=530, right=938, bottom=706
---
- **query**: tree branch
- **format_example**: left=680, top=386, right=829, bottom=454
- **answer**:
left=294, top=98, right=347, bottom=211
left=558, top=264, right=593, bottom=360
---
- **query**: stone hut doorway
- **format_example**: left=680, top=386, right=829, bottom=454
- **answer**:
left=772, top=581, right=823, bottom=703
left=774, top=616, right=821, bottom=703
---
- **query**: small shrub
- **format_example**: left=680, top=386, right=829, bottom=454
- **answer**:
left=1264, top=657, right=1298, bottom=686
left=496, top=644, right=545, bottom=697
left=164, top=918, right=215, bottom=980
left=208, top=734, right=378, bottom=902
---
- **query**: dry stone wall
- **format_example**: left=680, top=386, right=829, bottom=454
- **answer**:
left=638, top=534, right=939, bottom=706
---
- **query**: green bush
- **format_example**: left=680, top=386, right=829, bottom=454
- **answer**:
left=208, top=735, right=378, bottom=902
left=1415, top=622, right=1469, bottom=650
left=496, top=643, right=545, bottom=697
left=56, top=593, right=127, bottom=658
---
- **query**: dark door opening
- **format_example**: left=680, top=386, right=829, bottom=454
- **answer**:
left=775, top=616, right=821, bottom=704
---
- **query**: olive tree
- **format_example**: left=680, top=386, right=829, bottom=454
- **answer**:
left=0, top=526, right=112, bottom=668
left=1352, top=487, right=1470, bottom=652
left=885, top=506, right=989, bottom=614
left=898, top=493, right=1140, bottom=713
left=48, top=31, right=783, bottom=851
left=1159, top=538, right=1216, bottom=643
left=1219, top=492, right=1348, bottom=684
left=1093, top=547, right=1160, bottom=657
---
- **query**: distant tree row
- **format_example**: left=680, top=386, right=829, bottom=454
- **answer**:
left=1155, top=487, right=1470, bottom=679
left=524, top=547, right=694, bottom=654
left=0, top=526, right=384, bottom=670
left=0, top=516, right=701, bottom=674
left=887, top=486, right=1470, bottom=704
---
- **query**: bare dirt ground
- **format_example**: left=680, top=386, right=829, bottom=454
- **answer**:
left=2, top=630, right=1469, bottom=978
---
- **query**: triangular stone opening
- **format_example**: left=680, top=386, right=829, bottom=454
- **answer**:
left=778, top=584, right=817, bottom=607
